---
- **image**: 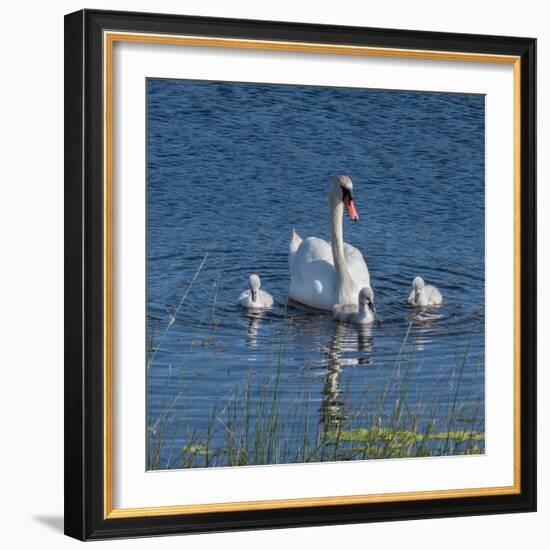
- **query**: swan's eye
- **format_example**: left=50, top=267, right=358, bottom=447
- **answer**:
left=341, top=186, right=353, bottom=201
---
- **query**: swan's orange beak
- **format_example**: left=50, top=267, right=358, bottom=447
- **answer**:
left=344, top=196, right=359, bottom=221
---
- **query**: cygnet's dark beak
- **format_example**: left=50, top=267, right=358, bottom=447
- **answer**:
left=251, top=289, right=257, bottom=302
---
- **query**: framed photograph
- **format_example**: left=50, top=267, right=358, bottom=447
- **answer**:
left=64, top=9, right=536, bottom=540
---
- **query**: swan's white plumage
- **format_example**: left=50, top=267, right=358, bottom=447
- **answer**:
left=238, top=274, right=274, bottom=309
left=288, top=176, right=371, bottom=310
left=333, top=287, right=375, bottom=325
left=288, top=229, right=303, bottom=272
left=407, top=276, right=443, bottom=306
left=289, top=237, right=370, bottom=310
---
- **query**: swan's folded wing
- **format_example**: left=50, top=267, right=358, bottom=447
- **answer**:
left=426, top=285, right=443, bottom=304
left=333, top=303, right=358, bottom=322
left=300, top=237, right=333, bottom=263
left=289, top=237, right=340, bottom=310
left=238, top=290, right=250, bottom=306
left=288, top=229, right=303, bottom=271
left=334, top=303, right=358, bottom=315
left=343, top=242, right=371, bottom=288
left=290, top=235, right=332, bottom=276
left=259, top=290, right=274, bottom=308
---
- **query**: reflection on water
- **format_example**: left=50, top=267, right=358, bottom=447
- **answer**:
left=408, top=308, right=444, bottom=352
left=320, top=323, right=347, bottom=434
left=243, top=310, right=265, bottom=349
left=319, top=322, right=375, bottom=434
left=356, top=324, right=374, bottom=358
left=146, top=79, right=485, bottom=469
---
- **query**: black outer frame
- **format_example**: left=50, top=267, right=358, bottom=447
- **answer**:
left=64, top=9, right=537, bottom=541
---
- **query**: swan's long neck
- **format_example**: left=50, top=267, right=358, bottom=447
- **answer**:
left=330, top=198, right=353, bottom=296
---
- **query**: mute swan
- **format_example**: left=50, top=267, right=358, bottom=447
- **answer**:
left=238, top=274, right=274, bottom=309
left=333, top=287, right=375, bottom=325
left=407, top=276, right=443, bottom=306
left=289, top=175, right=371, bottom=310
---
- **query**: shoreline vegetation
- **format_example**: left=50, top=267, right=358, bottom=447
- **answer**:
left=146, top=258, right=485, bottom=471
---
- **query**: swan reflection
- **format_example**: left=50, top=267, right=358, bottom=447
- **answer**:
left=319, top=321, right=374, bottom=434
left=409, top=308, right=443, bottom=352
left=356, top=323, right=374, bottom=358
left=242, top=310, right=266, bottom=349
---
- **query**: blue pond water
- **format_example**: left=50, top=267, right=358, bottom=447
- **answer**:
left=146, top=78, right=485, bottom=469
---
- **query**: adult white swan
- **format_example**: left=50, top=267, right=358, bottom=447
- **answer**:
left=288, top=175, right=371, bottom=310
